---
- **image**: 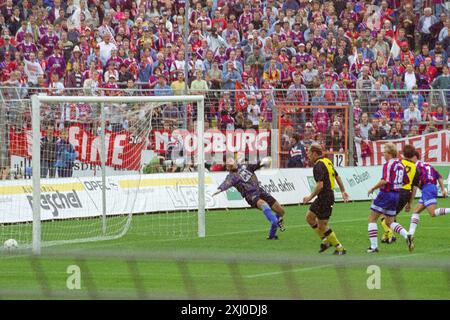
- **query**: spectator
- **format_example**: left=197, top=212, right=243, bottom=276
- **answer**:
left=421, top=102, right=433, bottom=123
left=190, top=69, right=208, bottom=95
left=98, top=33, right=117, bottom=67
left=246, top=96, right=261, bottom=130
left=356, top=66, right=375, bottom=102
left=303, top=122, right=316, bottom=147
left=234, top=112, right=246, bottom=130
left=55, top=128, right=77, bottom=178
left=372, top=32, right=390, bottom=61
left=368, top=118, right=387, bottom=141
left=48, top=73, right=65, bottom=95
left=386, top=127, right=402, bottom=140
left=394, top=121, right=406, bottom=138
left=379, top=116, right=391, bottom=134
left=65, top=61, right=83, bottom=90
left=423, top=121, right=438, bottom=134
left=407, top=88, right=426, bottom=110
left=390, top=101, right=404, bottom=122
left=430, top=40, right=449, bottom=65
left=263, top=58, right=281, bottom=87
left=103, top=61, right=119, bottom=83
left=207, top=27, right=227, bottom=53
left=171, top=72, right=186, bottom=95
left=221, top=61, right=242, bottom=90
left=418, top=8, right=439, bottom=49
left=41, top=124, right=58, bottom=178
left=154, top=75, right=173, bottom=96
left=369, top=82, right=389, bottom=108
left=0, top=166, right=12, bottom=180
left=206, top=60, right=222, bottom=90
left=438, top=17, right=449, bottom=43
left=286, top=74, right=308, bottom=104
left=118, top=63, right=134, bottom=85
left=313, top=106, right=330, bottom=135
left=404, top=102, right=422, bottom=131
left=218, top=109, right=235, bottom=131
left=431, top=65, right=450, bottom=89
left=23, top=51, right=44, bottom=86
left=83, top=70, right=100, bottom=96
left=302, top=60, right=318, bottom=89
left=359, top=112, right=372, bottom=140
left=162, top=103, right=180, bottom=127
left=408, top=125, right=420, bottom=137
left=404, top=64, right=419, bottom=90
left=432, top=105, right=448, bottom=125
left=0, top=34, right=17, bottom=60
left=287, top=133, right=307, bottom=168
left=326, top=120, right=345, bottom=152
left=353, top=99, right=362, bottom=125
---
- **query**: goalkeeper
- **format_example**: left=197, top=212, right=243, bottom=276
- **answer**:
left=212, top=157, right=285, bottom=239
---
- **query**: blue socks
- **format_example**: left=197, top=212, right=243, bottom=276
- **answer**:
left=261, top=203, right=278, bottom=238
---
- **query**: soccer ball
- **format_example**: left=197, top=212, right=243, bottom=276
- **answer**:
left=3, top=239, right=18, bottom=252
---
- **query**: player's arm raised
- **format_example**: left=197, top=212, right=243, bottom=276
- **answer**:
left=368, top=179, right=387, bottom=196
left=335, top=175, right=349, bottom=202
left=212, top=175, right=237, bottom=197
left=303, top=181, right=323, bottom=204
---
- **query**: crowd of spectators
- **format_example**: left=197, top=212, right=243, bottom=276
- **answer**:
left=0, top=0, right=450, bottom=169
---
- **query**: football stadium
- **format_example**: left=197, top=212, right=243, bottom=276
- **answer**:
left=0, top=0, right=450, bottom=301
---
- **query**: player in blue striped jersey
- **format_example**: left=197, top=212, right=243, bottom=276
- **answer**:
left=367, top=143, right=413, bottom=253
left=408, top=151, right=449, bottom=243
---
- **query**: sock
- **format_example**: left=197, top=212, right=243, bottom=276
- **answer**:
left=368, top=223, right=378, bottom=249
left=390, top=222, right=408, bottom=239
left=323, top=229, right=342, bottom=249
left=269, top=223, right=278, bottom=238
left=409, top=213, right=420, bottom=236
left=380, top=217, right=388, bottom=231
left=261, top=203, right=278, bottom=238
left=434, top=208, right=450, bottom=216
left=380, top=217, right=393, bottom=236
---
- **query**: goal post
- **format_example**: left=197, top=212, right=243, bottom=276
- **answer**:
left=29, top=94, right=206, bottom=255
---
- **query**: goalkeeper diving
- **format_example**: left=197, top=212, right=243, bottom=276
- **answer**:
left=212, top=157, right=286, bottom=239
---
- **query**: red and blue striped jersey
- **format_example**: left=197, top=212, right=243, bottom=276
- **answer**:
left=416, top=161, right=441, bottom=187
left=381, top=159, right=408, bottom=192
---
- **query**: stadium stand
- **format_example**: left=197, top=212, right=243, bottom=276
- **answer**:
left=0, top=0, right=449, bottom=173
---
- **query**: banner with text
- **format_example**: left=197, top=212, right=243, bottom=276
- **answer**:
left=1, top=167, right=448, bottom=224
left=355, top=130, right=450, bottom=166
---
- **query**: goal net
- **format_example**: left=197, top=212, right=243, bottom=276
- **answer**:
left=0, top=94, right=205, bottom=254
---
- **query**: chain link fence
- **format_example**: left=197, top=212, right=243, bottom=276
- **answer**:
left=0, top=87, right=448, bottom=180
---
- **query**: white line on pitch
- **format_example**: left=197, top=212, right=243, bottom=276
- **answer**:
left=131, top=217, right=369, bottom=241
left=244, top=264, right=334, bottom=279
left=243, top=247, right=450, bottom=279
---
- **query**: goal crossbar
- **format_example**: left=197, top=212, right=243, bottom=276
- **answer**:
left=30, top=95, right=206, bottom=255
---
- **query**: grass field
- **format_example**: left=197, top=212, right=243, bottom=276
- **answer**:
left=1, top=200, right=450, bottom=300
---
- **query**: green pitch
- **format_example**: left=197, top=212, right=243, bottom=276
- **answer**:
left=1, top=200, right=449, bottom=299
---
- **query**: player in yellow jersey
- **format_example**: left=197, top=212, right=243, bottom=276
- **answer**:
left=380, top=145, right=420, bottom=244
left=302, top=144, right=350, bottom=255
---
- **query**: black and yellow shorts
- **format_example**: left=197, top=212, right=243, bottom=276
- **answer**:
left=310, top=192, right=335, bottom=220
left=396, top=189, right=412, bottom=214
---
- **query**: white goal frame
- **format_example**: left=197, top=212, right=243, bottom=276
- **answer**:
left=31, top=95, right=206, bottom=255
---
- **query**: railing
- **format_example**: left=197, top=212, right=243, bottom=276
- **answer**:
left=0, top=87, right=448, bottom=177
